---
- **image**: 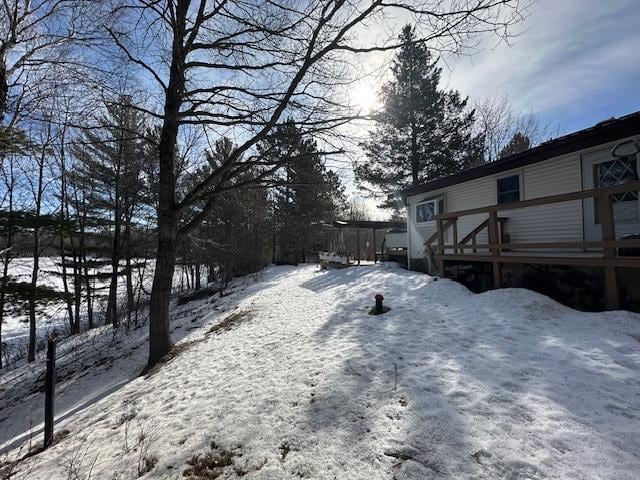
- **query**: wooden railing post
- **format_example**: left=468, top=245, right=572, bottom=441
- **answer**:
left=599, top=192, right=620, bottom=309
left=452, top=218, right=459, bottom=254
left=488, top=210, right=502, bottom=289
left=436, top=218, right=445, bottom=276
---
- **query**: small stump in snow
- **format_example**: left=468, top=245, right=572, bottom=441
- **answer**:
left=369, top=293, right=390, bottom=315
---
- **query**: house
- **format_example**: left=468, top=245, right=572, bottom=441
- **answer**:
left=398, top=111, right=640, bottom=311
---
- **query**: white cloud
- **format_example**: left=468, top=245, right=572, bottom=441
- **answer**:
left=444, top=0, right=640, bottom=123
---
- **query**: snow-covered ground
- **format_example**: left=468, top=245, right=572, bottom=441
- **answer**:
left=2, top=264, right=640, bottom=479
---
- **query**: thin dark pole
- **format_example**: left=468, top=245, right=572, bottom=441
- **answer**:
left=44, top=337, right=56, bottom=448
left=373, top=228, right=377, bottom=263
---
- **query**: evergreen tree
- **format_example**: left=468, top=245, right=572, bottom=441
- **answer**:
left=69, top=98, right=153, bottom=327
left=498, top=131, right=531, bottom=158
left=260, top=121, right=346, bottom=263
left=356, top=25, right=483, bottom=206
left=182, top=138, right=273, bottom=290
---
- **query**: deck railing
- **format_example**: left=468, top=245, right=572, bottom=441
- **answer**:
left=425, top=179, right=640, bottom=309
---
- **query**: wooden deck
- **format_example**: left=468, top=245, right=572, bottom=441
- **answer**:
left=425, top=180, right=640, bottom=309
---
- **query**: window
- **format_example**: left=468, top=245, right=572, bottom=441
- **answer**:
left=593, top=156, right=638, bottom=196
left=416, top=197, right=444, bottom=223
left=497, top=174, right=521, bottom=204
left=593, top=155, right=639, bottom=224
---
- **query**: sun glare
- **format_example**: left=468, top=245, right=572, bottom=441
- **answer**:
left=351, top=84, right=380, bottom=114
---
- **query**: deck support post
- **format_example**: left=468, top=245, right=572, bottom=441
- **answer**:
left=488, top=210, right=502, bottom=289
left=599, top=193, right=620, bottom=309
left=452, top=219, right=458, bottom=255
left=356, top=227, right=361, bottom=265
left=436, top=218, right=445, bottom=276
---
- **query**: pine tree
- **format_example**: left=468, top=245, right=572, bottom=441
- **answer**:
left=356, top=25, right=483, bottom=206
left=69, top=98, right=152, bottom=327
left=260, top=121, right=345, bottom=263
left=498, top=131, right=531, bottom=158
left=182, top=138, right=273, bottom=291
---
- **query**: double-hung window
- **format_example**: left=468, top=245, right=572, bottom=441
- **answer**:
left=497, top=174, right=521, bottom=204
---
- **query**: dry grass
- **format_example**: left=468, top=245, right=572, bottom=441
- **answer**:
left=206, top=310, right=253, bottom=336
left=182, top=447, right=236, bottom=479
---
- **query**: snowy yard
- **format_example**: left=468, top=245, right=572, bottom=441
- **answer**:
left=2, top=264, right=640, bottom=479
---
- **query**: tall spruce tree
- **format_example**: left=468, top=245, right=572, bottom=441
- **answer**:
left=356, top=25, right=483, bottom=206
left=260, top=121, right=345, bottom=263
left=182, top=137, right=273, bottom=290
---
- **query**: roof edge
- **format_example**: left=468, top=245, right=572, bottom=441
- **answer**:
left=398, top=110, right=640, bottom=200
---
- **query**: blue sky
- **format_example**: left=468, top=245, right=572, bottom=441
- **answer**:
left=353, top=0, right=640, bottom=217
left=445, top=0, right=640, bottom=133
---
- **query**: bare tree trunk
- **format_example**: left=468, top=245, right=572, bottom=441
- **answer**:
left=147, top=5, right=186, bottom=364
left=105, top=135, right=123, bottom=327
left=148, top=207, right=177, bottom=366
left=68, top=202, right=81, bottom=335
left=72, top=180, right=93, bottom=329
left=0, top=246, right=8, bottom=368
left=0, top=47, right=8, bottom=124
left=71, top=241, right=81, bottom=334
left=28, top=141, right=47, bottom=362
left=105, top=217, right=121, bottom=326
left=0, top=157, right=15, bottom=368
left=59, top=213, right=75, bottom=333
left=58, top=130, right=78, bottom=334
left=134, top=233, right=150, bottom=328
left=124, top=220, right=134, bottom=329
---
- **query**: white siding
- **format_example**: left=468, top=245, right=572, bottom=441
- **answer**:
left=407, top=152, right=584, bottom=260
left=509, top=153, right=583, bottom=246
left=406, top=134, right=640, bottom=266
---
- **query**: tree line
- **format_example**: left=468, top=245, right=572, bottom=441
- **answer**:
left=0, top=98, right=344, bottom=367
left=0, top=0, right=529, bottom=369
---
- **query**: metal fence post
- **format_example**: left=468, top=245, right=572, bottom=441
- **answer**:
left=44, top=337, right=56, bottom=448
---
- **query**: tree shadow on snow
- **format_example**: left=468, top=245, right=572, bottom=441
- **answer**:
left=299, top=267, right=640, bottom=478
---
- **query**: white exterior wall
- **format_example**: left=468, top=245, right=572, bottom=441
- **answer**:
left=406, top=135, right=640, bottom=263
left=384, top=232, right=407, bottom=249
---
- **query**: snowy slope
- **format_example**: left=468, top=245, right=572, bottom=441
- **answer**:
left=2, top=264, right=640, bottom=479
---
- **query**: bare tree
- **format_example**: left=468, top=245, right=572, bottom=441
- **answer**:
left=26, top=121, right=55, bottom=362
left=0, top=1, right=93, bottom=132
left=105, top=0, right=527, bottom=367
left=0, top=155, right=17, bottom=368
left=474, top=93, right=560, bottom=161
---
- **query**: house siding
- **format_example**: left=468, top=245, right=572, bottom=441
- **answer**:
left=407, top=153, right=584, bottom=261
left=407, top=135, right=640, bottom=266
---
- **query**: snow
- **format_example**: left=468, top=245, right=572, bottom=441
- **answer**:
left=1, top=256, right=184, bottom=362
left=2, top=263, right=640, bottom=479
